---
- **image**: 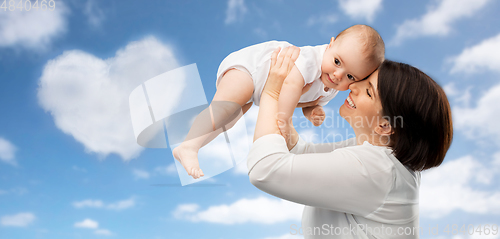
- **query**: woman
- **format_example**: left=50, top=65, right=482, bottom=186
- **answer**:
left=248, top=47, right=453, bottom=238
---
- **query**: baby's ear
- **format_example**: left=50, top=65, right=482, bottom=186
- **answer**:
left=327, top=37, right=335, bottom=49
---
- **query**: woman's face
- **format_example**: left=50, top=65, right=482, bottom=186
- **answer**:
left=339, top=70, right=385, bottom=136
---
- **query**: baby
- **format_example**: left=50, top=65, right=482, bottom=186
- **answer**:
left=173, top=25, right=385, bottom=179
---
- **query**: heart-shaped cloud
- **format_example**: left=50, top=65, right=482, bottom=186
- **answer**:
left=38, top=36, right=180, bottom=160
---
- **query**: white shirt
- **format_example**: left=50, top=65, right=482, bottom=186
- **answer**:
left=247, top=134, right=421, bottom=238
left=216, top=41, right=338, bottom=106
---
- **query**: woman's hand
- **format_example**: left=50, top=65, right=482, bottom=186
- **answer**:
left=262, top=46, right=300, bottom=101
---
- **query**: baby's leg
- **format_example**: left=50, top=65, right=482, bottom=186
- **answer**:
left=198, top=102, right=253, bottom=149
left=173, top=69, right=254, bottom=179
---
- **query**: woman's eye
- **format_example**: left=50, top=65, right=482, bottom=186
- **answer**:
left=366, top=89, right=372, bottom=98
left=334, top=58, right=340, bottom=66
left=347, top=74, right=354, bottom=81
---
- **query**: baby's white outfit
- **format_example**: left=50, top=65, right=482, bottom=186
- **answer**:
left=216, top=40, right=338, bottom=107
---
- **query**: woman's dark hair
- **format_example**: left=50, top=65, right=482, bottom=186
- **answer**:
left=378, top=60, right=453, bottom=171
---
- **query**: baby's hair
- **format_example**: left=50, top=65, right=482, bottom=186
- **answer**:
left=335, top=25, right=385, bottom=66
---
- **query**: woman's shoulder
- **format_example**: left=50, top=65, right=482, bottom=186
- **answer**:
left=340, top=142, right=420, bottom=182
left=336, top=141, right=396, bottom=173
left=338, top=141, right=420, bottom=224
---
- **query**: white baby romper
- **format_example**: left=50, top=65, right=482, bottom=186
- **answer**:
left=216, top=40, right=338, bottom=106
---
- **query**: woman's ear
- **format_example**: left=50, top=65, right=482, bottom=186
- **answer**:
left=375, top=120, right=393, bottom=136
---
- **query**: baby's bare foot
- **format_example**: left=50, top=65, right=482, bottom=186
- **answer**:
left=172, top=145, right=205, bottom=179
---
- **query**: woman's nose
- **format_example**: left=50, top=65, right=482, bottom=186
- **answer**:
left=349, top=81, right=359, bottom=94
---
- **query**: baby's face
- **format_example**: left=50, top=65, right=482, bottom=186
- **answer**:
left=320, top=36, right=378, bottom=91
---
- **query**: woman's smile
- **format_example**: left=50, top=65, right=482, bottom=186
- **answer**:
left=345, top=93, right=356, bottom=109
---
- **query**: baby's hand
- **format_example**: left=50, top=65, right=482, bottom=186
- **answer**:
left=309, top=105, right=325, bottom=126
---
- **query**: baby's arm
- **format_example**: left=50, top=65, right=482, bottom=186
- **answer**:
left=277, top=65, right=305, bottom=137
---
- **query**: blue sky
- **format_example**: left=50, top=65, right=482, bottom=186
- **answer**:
left=1, top=0, right=500, bottom=238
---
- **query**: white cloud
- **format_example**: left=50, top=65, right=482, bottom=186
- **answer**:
left=470, top=233, right=500, bottom=239
left=445, top=231, right=500, bottom=239
left=0, top=137, right=17, bottom=166
left=106, top=197, right=135, bottom=210
left=73, top=199, right=104, bottom=208
left=449, top=33, right=500, bottom=74
left=262, top=233, right=303, bottom=239
left=444, top=82, right=473, bottom=110
left=154, top=164, right=177, bottom=175
left=0, top=212, right=35, bottom=227
left=73, top=197, right=135, bottom=210
left=0, top=2, right=68, bottom=50
left=172, top=204, right=199, bottom=218
left=392, top=0, right=491, bottom=44
left=74, top=218, right=99, bottom=229
left=420, top=155, right=500, bottom=218
left=173, top=196, right=303, bottom=224
left=84, top=0, right=105, bottom=28
left=443, top=82, right=459, bottom=97
left=0, top=187, right=28, bottom=196
left=306, top=14, right=337, bottom=27
left=94, top=229, right=113, bottom=236
left=244, top=106, right=258, bottom=129
left=338, top=0, right=382, bottom=23
left=10, top=187, right=28, bottom=195
left=233, top=160, right=248, bottom=175
left=453, top=84, right=500, bottom=146
left=494, top=152, right=500, bottom=168
left=74, top=218, right=113, bottom=235
left=225, top=0, right=247, bottom=25
left=37, top=36, right=180, bottom=160
left=448, top=34, right=500, bottom=144
left=130, top=164, right=179, bottom=178
left=253, top=28, right=268, bottom=38
left=132, top=169, right=150, bottom=180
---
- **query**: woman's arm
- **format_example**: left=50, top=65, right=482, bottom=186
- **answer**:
left=253, top=46, right=300, bottom=142
left=247, top=136, right=392, bottom=217
left=290, top=136, right=357, bottom=154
